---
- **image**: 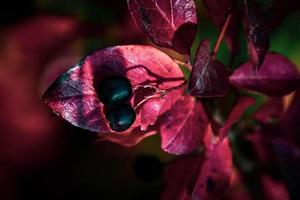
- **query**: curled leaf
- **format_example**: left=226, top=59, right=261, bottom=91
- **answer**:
left=127, top=0, right=197, bottom=54
left=229, top=52, right=300, bottom=96
left=160, top=95, right=209, bottom=155
left=243, top=0, right=269, bottom=69
left=188, top=39, right=230, bottom=98
left=43, top=45, right=184, bottom=145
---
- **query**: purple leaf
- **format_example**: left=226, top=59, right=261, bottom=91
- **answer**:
left=202, top=0, right=240, bottom=56
left=188, top=39, right=230, bottom=98
left=127, top=0, right=197, bottom=54
left=230, top=52, right=300, bottom=96
left=160, top=95, right=209, bottom=155
left=243, top=0, right=269, bottom=70
left=43, top=45, right=184, bottom=146
left=192, top=138, right=233, bottom=200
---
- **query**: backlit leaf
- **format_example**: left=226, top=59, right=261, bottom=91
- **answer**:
left=127, top=0, right=197, bottom=54
left=43, top=45, right=184, bottom=144
left=160, top=95, right=209, bottom=155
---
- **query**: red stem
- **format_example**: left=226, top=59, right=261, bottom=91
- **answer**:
left=211, top=13, right=232, bottom=60
left=174, top=59, right=192, bottom=71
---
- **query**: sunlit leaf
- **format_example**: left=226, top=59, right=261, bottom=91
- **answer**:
left=160, top=95, right=209, bottom=155
left=127, top=0, right=197, bottom=54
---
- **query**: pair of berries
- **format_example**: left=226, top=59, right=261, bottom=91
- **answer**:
left=97, top=76, right=136, bottom=132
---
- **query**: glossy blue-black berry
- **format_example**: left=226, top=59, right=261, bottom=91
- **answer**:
left=104, top=104, right=136, bottom=132
left=97, top=76, right=132, bottom=105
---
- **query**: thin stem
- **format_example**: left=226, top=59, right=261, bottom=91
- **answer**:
left=134, top=94, right=161, bottom=110
left=133, top=81, right=187, bottom=110
left=211, top=13, right=232, bottom=60
left=174, top=59, right=192, bottom=71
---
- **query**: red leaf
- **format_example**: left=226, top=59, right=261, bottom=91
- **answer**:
left=192, top=138, right=233, bottom=200
left=140, top=88, right=183, bottom=131
left=188, top=39, right=230, bottom=98
left=203, top=124, right=218, bottom=152
left=254, top=97, right=283, bottom=123
left=220, top=96, right=255, bottom=137
left=229, top=52, right=300, bottom=96
left=243, top=0, right=269, bottom=70
left=202, top=0, right=240, bottom=56
left=261, top=175, right=289, bottom=200
left=161, top=155, right=204, bottom=200
left=43, top=45, right=184, bottom=139
left=160, top=95, right=209, bottom=155
left=127, top=0, right=197, bottom=54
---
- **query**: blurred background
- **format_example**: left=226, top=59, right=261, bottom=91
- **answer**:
left=0, top=0, right=299, bottom=200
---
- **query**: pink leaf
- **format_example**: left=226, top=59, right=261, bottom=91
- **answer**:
left=203, top=124, right=218, bottom=152
left=243, top=0, right=269, bottom=70
left=140, top=88, right=183, bottom=131
left=188, top=39, right=230, bottom=98
left=192, top=138, right=233, bottom=200
left=220, top=96, right=255, bottom=137
left=43, top=45, right=184, bottom=139
left=161, top=155, right=204, bottom=200
left=127, top=0, right=197, bottom=54
left=229, top=52, right=300, bottom=96
left=160, top=95, right=209, bottom=155
left=202, top=0, right=240, bottom=56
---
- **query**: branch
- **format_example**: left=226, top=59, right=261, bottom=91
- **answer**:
left=211, top=13, right=232, bottom=60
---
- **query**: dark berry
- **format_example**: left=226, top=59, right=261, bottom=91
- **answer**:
left=97, top=76, right=132, bottom=106
left=104, top=104, right=136, bottom=132
left=133, top=155, right=164, bottom=182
